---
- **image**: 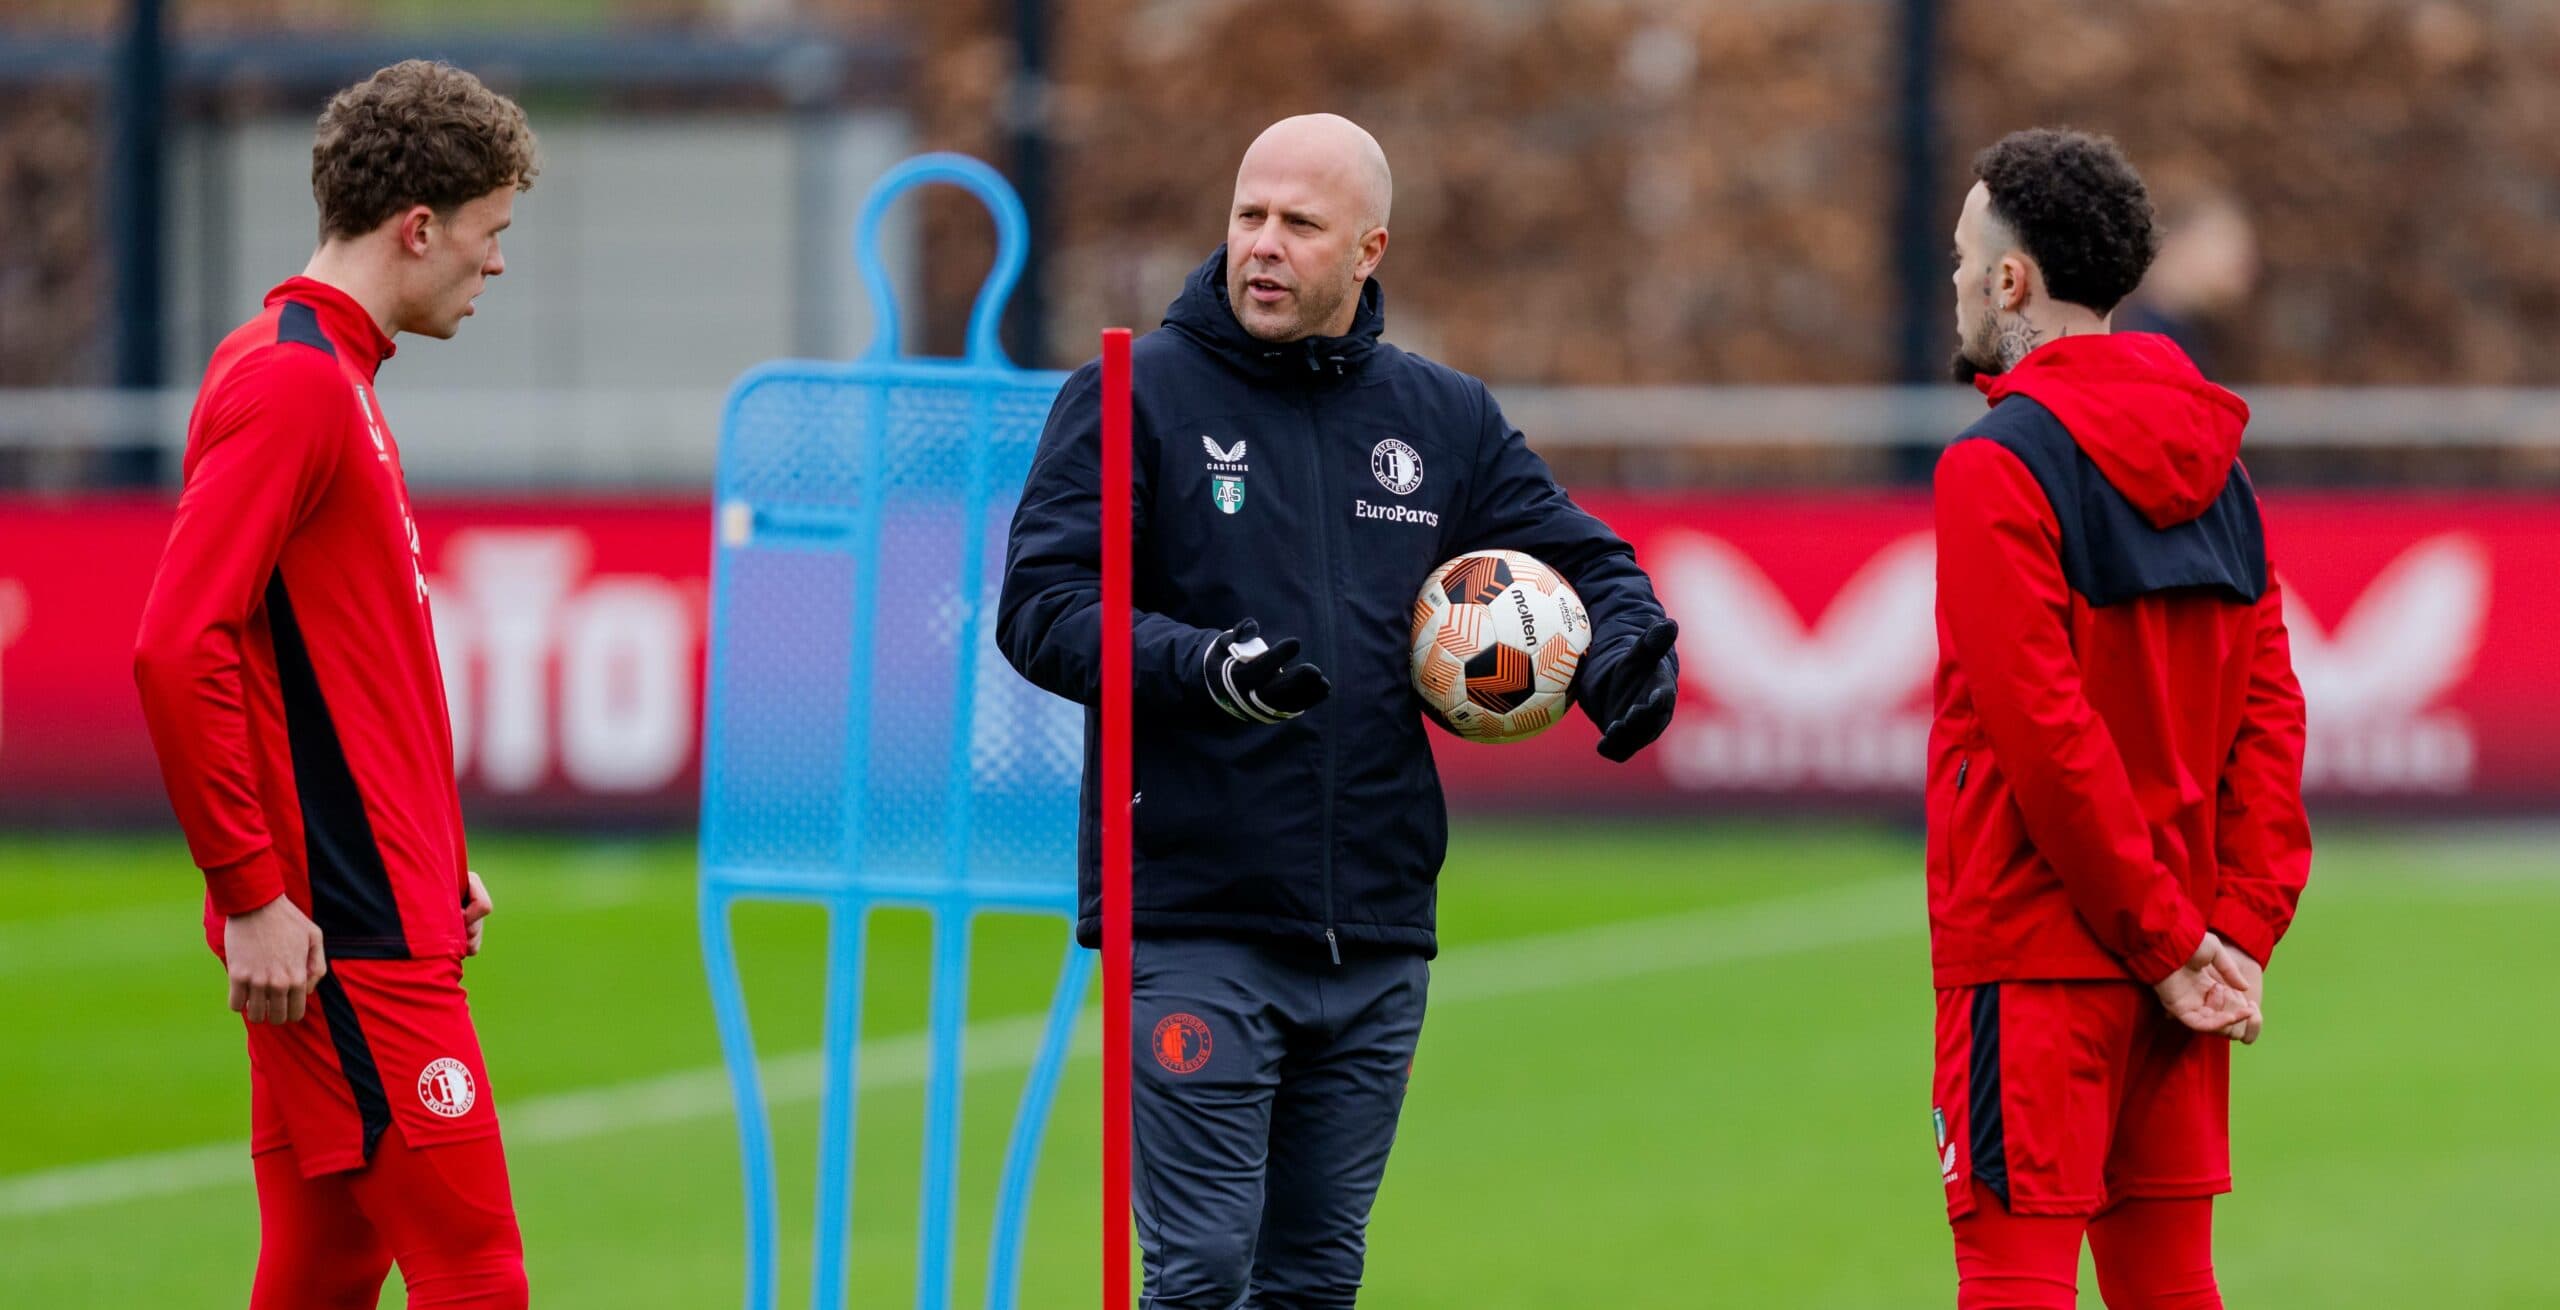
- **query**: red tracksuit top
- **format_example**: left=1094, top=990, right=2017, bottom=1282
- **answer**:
left=1927, top=333, right=2311, bottom=990
left=135, top=277, right=469, bottom=960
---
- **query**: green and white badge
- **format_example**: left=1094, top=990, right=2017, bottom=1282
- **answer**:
left=1202, top=436, right=1249, bottom=515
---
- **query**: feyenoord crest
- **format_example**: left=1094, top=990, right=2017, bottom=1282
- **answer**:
left=1203, top=435, right=1249, bottom=515
left=1153, top=1012, right=1213, bottom=1074
left=418, top=1057, right=477, bottom=1118
left=1371, top=438, right=1423, bottom=495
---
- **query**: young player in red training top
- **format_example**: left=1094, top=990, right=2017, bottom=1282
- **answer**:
left=1928, top=129, right=2312, bottom=1309
left=134, top=61, right=538, bottom=1309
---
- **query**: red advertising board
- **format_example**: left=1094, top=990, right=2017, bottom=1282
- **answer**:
left=0, top=499, right=711, bottom=823
left=1433, top=494, right=2560, bottom=809
left=2, top=493, right=2554, bottom=822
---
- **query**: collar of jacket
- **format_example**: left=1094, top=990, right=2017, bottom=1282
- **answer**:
left=265, top=275, right=398, bottom=376
left=1160, top=246, right=1384, bottom=387
left=1975, top=331, right=2250, bottom=530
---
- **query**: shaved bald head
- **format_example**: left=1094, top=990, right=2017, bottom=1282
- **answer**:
left=1241, top=113, right=1392, bottom=229
left=1226, top=114, right=1394, bottom=342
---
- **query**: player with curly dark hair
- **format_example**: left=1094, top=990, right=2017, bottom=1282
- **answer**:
left=1926, top=128, right=2310, bottom=1308
left=135, top=60, right=538, bottom=1308
left=1951, top=127, right=2160, bottom=383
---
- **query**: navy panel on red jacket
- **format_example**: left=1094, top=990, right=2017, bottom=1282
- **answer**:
left=134, top=277, right=471, bottom=960
left=1927, top=333, right=2311, bottom=989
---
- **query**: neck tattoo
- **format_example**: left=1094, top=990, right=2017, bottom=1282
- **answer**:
left=1994, top=314, right=2045, bottom=372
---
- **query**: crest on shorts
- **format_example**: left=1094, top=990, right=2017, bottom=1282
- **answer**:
left=1152, top=1012, right=1213, bottom=1075
left=419, top=1057, right=477, bottom=1118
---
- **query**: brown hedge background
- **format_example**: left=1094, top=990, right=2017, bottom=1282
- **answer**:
left=8, top=0, right=2557, bottom=385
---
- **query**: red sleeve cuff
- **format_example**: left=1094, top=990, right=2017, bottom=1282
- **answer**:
left=2125, top=904, right=2210, bottom=988
left=2211, top=908, right=2278, bottom=971
left=204, top=847, right=288, bottom=917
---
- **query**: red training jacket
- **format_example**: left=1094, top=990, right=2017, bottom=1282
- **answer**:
left=1926, top=333, right=2311, bottom=989
left=134, top=277, right=470, bottom=960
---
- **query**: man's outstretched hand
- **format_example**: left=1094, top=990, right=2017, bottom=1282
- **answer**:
left=1204, top=618, right=1331, bottom=724
left=2153, top=932, right=2260, bottom=1039
left=1579, top=619, right=1679, bottom=762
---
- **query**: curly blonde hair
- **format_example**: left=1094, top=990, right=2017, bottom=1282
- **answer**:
left=311, top=60, right=537, bottom=239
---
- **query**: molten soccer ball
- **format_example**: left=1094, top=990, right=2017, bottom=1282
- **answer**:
left=1410, top=549, right=1590, bottom=743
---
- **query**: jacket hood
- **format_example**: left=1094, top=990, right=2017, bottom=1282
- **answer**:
left=1160, top=247, right=1384, bottom=384
left=1976, top=332, right=2250, bottom=528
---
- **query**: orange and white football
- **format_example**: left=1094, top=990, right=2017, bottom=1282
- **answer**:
left=1409, top=549, right=1590, bottom=743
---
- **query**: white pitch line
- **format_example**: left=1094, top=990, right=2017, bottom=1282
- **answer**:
left=0, top=877, right=1916, bottom=1221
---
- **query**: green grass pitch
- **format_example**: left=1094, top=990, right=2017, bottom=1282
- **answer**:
left=3, top=821, right=2553, bottom=1306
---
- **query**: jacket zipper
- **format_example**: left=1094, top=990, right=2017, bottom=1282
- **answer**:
left=1933, top=754, right=1969, bottom=899
left=1304, top=388, right=1342, bottom=966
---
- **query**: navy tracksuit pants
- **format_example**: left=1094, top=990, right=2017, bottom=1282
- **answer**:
left=1131, top=935, right=1429, bottom=1309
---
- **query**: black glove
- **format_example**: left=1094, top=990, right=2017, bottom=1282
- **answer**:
left=1578, top=618, right=1679, bottom=762
left=1203, top=618, right=1331, bottom=724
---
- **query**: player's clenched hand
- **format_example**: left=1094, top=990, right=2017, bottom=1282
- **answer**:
left=1204, top=617, right=1330, bottom=723
left=2152, top=931, right=2258, bottom=1037
left=1580, top=619, right=1680, bottom=763
left=2215, top=942, right=2264, bottom=1045
left=463, top=870, right=494, bottom=957
left=224, top=895, right=327, bottom=1025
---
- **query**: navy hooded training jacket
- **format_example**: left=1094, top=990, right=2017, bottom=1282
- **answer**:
left=997, top=249, right=1672, bottom=958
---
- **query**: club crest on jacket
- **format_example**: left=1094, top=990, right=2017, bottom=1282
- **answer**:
left=1204, top=435, right=1249, bottom=514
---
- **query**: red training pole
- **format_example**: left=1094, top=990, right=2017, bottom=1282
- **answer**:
left=1098, top=327, right=1135, bottom=1307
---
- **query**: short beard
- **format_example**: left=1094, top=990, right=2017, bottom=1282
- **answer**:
left=1250, top=284, right=1349, bottom=343
left=1949, top=316, right=2001, bottom=384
